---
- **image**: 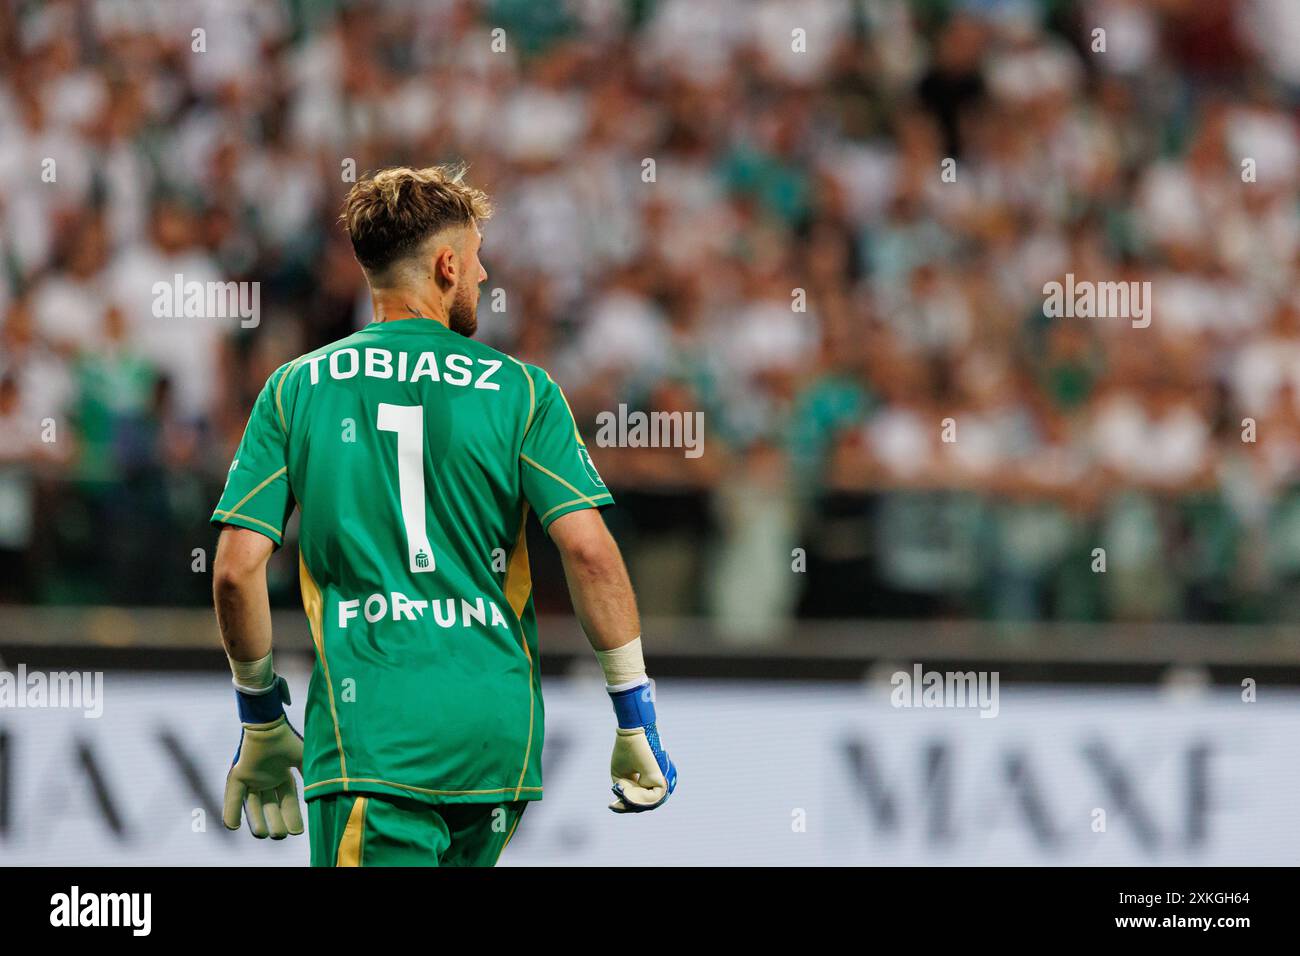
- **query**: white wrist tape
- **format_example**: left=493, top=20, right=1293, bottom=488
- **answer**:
left=229, top=651, right=275, bottom=693
left=595, top=637, right=647, bottom=690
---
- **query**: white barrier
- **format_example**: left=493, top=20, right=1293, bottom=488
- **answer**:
left=0, top=671, right=1294, bottom=865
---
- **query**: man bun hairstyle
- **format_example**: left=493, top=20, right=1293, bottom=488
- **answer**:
left=341, top=163, right=492, bottom=275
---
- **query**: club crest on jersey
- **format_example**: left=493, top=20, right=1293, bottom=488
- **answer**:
left=579, top=447, right=605, bottom=487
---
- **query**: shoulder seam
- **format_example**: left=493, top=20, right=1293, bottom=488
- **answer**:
left=274, top=358, right=303, bottom=435
left=546, top=370, right=585, bottom=445
left=508, top=357, right=537, bottom=439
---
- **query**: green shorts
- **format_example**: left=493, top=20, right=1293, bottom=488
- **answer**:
left=308, top=793, right=527, bottom=867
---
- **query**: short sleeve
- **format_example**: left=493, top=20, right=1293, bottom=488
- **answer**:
left=519, top=367, right=614, bottom=533
left=211, top=365, right=295, bottom=546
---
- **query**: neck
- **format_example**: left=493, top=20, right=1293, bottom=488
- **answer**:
left=370, top=289, right=449, bottom=328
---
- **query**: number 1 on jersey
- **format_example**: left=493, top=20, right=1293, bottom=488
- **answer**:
left=377, top=403, right=435, bottom=573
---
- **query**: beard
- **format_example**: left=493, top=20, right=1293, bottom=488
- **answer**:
left=448, top=283, right=478, bottom=337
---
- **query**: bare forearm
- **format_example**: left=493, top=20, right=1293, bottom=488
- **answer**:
left=214, top=574, right=274, bottom=662
left=212, top=526, right=278, bottom=665
left=559, top=547, right=641, bottom=653
left=547, top=511, right=673, bottom=810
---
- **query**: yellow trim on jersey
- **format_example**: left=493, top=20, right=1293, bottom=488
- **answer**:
left=336, top=796, right=368, bottom=867
left=299, top=555, right=349, bottom=787
left=511, top=619, right=537, bottom=801
left=508, top=357, right=537, bottom=436
left=274, top=358, right=301, bottom=434
left=520, top=453, right=609, bottom=506
left=497, top=811, right=524, bottom=863
left=537, top=494, right=614, bottom=526
left=216, top=466, right=287, bottom=518
left=504, top=503, right=533, bottom=619
left=545, top=371, right=585, bottom=445
left=303, top=777, right=543, bottom=798
left=211, top=510, right=284, bottom=541
left=501, top=499, right=538, bottom=801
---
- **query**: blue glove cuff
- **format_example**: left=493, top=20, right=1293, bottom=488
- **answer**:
left=235, top=675, right=288, bottom=725
left=609, top=680, right=656, bottom=730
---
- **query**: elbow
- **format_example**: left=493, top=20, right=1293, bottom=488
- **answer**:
left=212, top=560, right=253, bottom=599
left=549, top=510, right=623, bottom=580
left=213, top=527, right=274, bottom=599
left=562, top=536, right=620, bottom=581
left=212, top=549, right=267, bottom=598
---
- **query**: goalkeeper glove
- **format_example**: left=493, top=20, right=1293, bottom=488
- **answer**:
left=222, top=672, right=305, bottom=839
left=607, top=678, right=678, bottom=813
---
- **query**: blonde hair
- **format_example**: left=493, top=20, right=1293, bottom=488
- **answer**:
left=340, top=163, right=492, bottom=275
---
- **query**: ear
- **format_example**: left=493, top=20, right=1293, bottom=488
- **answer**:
left=433, top=244, right=457, bottom=288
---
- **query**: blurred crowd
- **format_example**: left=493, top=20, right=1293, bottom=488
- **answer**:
left=1, top=0, right=1298, bottom=635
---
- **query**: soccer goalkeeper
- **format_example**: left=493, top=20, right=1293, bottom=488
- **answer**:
left=210, top=164, right=676, bottom=866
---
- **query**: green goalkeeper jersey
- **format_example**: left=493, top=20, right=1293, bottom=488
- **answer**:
left=211, top=318, right=613, bottom=805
